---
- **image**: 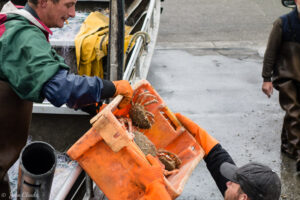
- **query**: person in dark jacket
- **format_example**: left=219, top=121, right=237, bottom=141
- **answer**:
left=176, top=113, right=281, bottom=200
left=0, top=0, right=133, bottom=197
left=261, top=0, right=300, bottom=171
left=140, top=113, right=282, bottom=200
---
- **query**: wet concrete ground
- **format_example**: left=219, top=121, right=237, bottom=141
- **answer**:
left=147, top=47, right=300, bottom=199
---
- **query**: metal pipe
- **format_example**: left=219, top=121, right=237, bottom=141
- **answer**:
left=108, top=0, right=125, bottom=81
left=53, top=164, right=83, bottom=200
left=17, top=141, right=57, bottom=200
left=85, top=173, right=94, bottom=198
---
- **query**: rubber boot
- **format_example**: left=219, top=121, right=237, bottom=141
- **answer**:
left=281, top=124, right=297, bottom=159
left=277, top=80, right=300, bottom=160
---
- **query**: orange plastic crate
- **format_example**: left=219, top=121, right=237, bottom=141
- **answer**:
left=67, top=80, right=204, bottom=199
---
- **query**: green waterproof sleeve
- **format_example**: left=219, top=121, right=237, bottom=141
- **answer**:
left=0, top=19, right=69, bottom=102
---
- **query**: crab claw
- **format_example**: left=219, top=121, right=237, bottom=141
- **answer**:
left=163, top=169, right=179, bottom=176
left=118, top=117, right=135, bottom=139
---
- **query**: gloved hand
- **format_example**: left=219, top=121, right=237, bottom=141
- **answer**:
left=136, top=155, right=171, bottom=200
left=138, top=155, right=165, bottom=187
left=175, top=113, right=219, bottom=156
left=113, top=80, right=133, bottom=109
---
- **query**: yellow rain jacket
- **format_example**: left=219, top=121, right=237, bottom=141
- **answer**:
left=75, top=11, right=133, bottom=78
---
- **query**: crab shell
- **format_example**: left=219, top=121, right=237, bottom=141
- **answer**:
left=129, top=104, right=152, bottom=129
left=157, top=150, right=182, bottom=171
left=133, top=131, right=157, bottom=157
left=158, top=156, right=177, bottom=171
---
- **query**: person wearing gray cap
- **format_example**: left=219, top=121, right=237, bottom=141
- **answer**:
left=176, top=113, right=281, bottom=200
left=220, top=162, right=281, bottom=200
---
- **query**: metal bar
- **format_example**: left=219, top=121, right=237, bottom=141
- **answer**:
left=108, top=0, right=125, bottom=81
left=32, top=102, right=87, bottom=115
left=53, top=164, right=83, bottom=200
left=85, top=174, right=94, bottom=198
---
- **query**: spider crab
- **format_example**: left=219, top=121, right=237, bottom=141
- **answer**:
left=129, top=91, right=158, bottom=129
left=157, top=149, right=181, bottom=172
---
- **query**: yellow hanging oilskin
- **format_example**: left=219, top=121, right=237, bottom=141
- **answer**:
left=75, top=11, right=134, bottom=78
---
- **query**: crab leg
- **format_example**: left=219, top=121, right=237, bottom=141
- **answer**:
left=135, top=91, right=157, bottom=106
left=164, top=169, right=179, bottom=176
left=145, top=111, right=155, bottom=125
left=118, top=117, right=134, bottom=138
left=158, top=150, right=182, bottom=166
left=127, top=118, right=133, bottom=133
left=143, top=99, right=159, bottom=106
left=158, top=154, right=174, bottom=162
left=145, top=111, right=155, bottom=118
left=135, top=91, right=151, bottom=104
left=140, top=95, right=157, bottom=106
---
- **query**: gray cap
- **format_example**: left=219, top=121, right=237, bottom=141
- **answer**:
left=220, top=162, right=281, bottom=200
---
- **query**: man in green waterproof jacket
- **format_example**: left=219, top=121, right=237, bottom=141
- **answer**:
left=0, top=0, right=133, bottom=197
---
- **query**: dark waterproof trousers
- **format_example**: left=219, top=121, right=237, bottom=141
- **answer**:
left=273, top=42, right=300, bottom=161
left=0, top=81, right=32, bottom=199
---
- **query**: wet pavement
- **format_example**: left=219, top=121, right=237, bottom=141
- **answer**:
left=147, top=47, right=300, bottom=199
